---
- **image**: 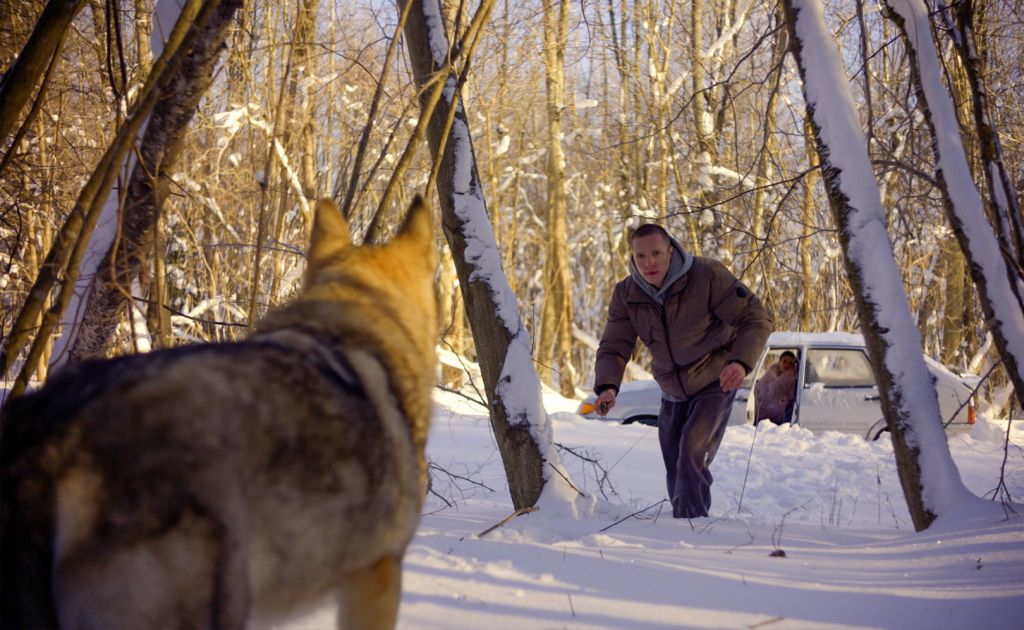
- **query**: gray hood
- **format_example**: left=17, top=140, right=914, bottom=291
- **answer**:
left=630, top=235, right=694, bottom=305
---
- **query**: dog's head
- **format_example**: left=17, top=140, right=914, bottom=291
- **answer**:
left=301, top=196, right=438, bottom=360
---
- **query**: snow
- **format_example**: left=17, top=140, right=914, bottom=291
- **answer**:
left=420, top=0, right=451, bottom=66
left=281, top=387, right=1024, bottom=629
left=789, top=0, right=976, bottom=515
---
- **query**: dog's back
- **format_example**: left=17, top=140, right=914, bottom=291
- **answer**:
left=1, top=197, right=438, bottom=629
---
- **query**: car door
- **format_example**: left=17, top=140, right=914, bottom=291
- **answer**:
left=796, top=347, right=881, bottom=434
left=728, top=371, right=756, bottom=425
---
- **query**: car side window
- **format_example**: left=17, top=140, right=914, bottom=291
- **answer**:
left=755, top=348, right=799, bottom=381
left=804, top=349, right=876, bottom=388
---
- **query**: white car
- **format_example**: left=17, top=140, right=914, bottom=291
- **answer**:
left=575, top=376, right=753, bottom=427
left=576, top=332, right=979, bottom=440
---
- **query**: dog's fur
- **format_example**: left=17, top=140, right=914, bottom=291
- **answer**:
left=1, top=196, right=438, bottom=629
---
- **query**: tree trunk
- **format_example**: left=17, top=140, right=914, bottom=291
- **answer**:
left=884, top=0, right=1024, bottom=416
left=268, top=0, right=317, bottom=307
left=938, top=0, right=1024, bottom=268
left=538, top=0, right=577, bottom=398
left=799, top=118, right=819, bottom=332
left=439, top=246, right=466, bottom=389
left=65, top=0, right=242, bottom=361
left=689, top=0, right=722, bottom=250
left=1, top=0, right=207, bottom=388
left=940, top=237, right=966, bottom=366
left=782, top=0, right=974, bottom=532
left=0, top=0, right=87, bottom=146
left=399, top=0, right=554, bottom=510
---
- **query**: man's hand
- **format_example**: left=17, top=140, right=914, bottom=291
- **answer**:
left=596, top=389, right=617, bottom=416
left=719, top=362, right=746, bottom=391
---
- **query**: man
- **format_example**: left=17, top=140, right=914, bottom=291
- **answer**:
left=754, top=350, right=798, bottom=425
left=594, top=224, right=772, bottom=518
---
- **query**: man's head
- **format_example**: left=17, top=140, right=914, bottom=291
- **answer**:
left=631, top=224, right=673, bottom=288
left=779, top=351, right=797, bottom=371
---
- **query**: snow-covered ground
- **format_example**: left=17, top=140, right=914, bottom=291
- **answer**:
left=285, top=387, right=1024, bottom=629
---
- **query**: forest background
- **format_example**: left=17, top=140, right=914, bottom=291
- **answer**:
left=1, top=0, right=1022, bottom=414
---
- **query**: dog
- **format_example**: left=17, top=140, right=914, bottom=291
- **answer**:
left=1, top=195, right=438, bottom=629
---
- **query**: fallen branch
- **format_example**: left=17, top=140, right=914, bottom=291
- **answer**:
left=477, top=506, right=539, bottom=538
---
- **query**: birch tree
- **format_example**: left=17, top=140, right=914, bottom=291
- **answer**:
left=0, top=0, right=87, bottom=149
left=1, top=0, right=214, bottom=393
left=538, top=0, right=577, bottom=398
left=781, top=0, right=978, bottom=531
left=398, top=0, right=578, bottom=512
left=883, top=0, right=1024, bottom=415
left=65, top=0, right=242, bottom=362
left=931, top=0, right=1023, bottom=269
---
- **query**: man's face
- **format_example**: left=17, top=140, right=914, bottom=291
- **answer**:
left=632, top=233, right=673, bottom=288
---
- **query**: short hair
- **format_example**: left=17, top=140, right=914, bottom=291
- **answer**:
left=630, top=223, right=671, bottom=245
left=780, top=350, right=797, bottom=361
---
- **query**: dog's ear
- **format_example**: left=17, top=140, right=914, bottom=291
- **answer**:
left=394, top=194, right=433, bottom=254
left=308, top=198, right=352, bottom=268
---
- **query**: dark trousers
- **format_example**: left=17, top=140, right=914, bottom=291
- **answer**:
left=657, top=384, right=736, bottom=518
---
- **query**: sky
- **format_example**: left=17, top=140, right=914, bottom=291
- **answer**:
left=281, top=386, right=1024, bottom=630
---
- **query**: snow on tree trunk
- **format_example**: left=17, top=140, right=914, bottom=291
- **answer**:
left=781, top=0, right=977, bottom=531
left=50, top=0, right=195, bottom=367
left=399, top=0, right=580, bottom=514
left=64, top=0, right=242, bottom=362
left=1, top=0, right=209, bottom=391
left=932, top=0, right=1024, bottom=268
left=884, top=0, right=1024, bottom=416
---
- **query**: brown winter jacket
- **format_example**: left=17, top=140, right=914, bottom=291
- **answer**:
left=594, top=257, right=773, bottom=401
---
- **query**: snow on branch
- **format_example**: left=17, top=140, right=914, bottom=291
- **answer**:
left=703, top=0, right=757, bottom=60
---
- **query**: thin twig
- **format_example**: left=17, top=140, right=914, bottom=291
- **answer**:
left=429, top=461, right=495, bottom=493
left=477, top=506, right=539, bottom=538
left=555, top=442, right=618, bottom=499
left=598, top=500, right=667, bottom=533
left=548, top=462, right=585, bottom=497
left=737, top=421, right=759, bottom=513
left=988, top=397, right=1020, bottom=519
left=435, top=384, right=487, bottom=409
left=945, top=360, right=1000, bottom=428
left=726, top=532, right=756, bottom=555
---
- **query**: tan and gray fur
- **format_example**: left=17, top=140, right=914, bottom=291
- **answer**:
left=1, top=196, right=438, bottom=629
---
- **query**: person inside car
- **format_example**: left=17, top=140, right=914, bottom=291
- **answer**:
left=754, top=350, right=798, bottom=425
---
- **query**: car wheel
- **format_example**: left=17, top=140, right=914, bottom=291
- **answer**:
left=625, top=415, right=658, bottom=427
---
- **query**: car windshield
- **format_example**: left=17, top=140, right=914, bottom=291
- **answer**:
left=804, top=348, right=875, bottom=388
